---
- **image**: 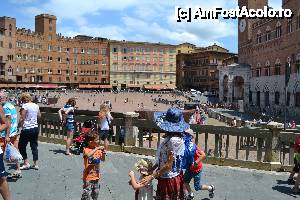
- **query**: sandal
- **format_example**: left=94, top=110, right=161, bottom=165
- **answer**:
left=10, top=171, right=22, bottom=178
left=65, top=152, right=73, bottom=156
left=31, top=165, right=39, bottom=170
left=20, top=163, right=31, bottom=170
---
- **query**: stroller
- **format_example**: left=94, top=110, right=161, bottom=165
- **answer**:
left=71, top=119, right=97, bottom=155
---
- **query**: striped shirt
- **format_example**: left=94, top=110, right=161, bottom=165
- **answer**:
left=22, top=102, right=39, bottom=130
left=0, top=102, right=18, bottom=137
left=63, top=104, right=75, bottom=124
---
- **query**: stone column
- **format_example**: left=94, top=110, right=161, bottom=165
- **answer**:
left=264, top=125, right=282, bottom=169
left=243, top=82, right=250, bottom=107
left=124, top=112, right=139, bottom=146
left=227, top=80, right=233, bottom=103
left=218, top=70, right=224, bottom=102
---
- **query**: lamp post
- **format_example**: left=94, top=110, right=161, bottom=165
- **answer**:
left=284, top=60, right=291, bottom=130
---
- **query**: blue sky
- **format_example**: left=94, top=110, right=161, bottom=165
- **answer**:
left=1, top=0, right=282, bottom=53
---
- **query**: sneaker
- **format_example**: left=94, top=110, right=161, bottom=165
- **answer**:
left=20, top=163, right=30, bottom=170
left=31, top=165, right=39, bottom=170
left=209, top=185, right=215, bottom=198
left=186, top=193, right=194, bottom=200
left=288, top=178, right=295, bottom=185
left=8, top=171, right=22, bottom=178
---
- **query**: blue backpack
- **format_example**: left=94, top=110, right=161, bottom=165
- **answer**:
left=182, top=133, right=197, bottom=170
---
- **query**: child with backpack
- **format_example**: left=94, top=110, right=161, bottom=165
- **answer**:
left=183, top=129, right=215, bottom=199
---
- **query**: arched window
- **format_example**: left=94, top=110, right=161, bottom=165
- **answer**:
left=265, top=61, right=270, bottom=76
left=275, top=59, right=281, bottom=75
left=266, top=26, right=271, bottom=41
left=256, top=30, right=262, bottom=44
left=276, top=22, right=282, bottom=38
left=256, top=63, right=261, bottom=77
left=287, top=19, right=293, bottom=33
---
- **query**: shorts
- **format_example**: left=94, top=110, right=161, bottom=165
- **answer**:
left=0, top=134, right=19, bottom=152
left=81, top=180, right=100, bottom=200
left=99, top=129, right=111, bottom=141
left=0, top=154, right=8, bottom=178
left=156, top=172, right=184, bottom=200
left=184, top=169, right=202, bottom=191
left=65, top=123, right=75, bottom=132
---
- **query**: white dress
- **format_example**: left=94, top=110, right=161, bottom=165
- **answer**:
left=136, top=176, right=153, bottom=200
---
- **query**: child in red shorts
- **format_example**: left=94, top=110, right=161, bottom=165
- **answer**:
left=183, top=129, right=215, bottom=199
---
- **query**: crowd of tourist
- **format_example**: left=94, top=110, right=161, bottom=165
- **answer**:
left=0, top=88, right=299, bottom=199
left=0, top=91, right=41, bottom=200
left=0, top=88, right=219, bottom=200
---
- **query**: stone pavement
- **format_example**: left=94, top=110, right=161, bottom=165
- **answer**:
left=6, top=142, right=299, bottom=200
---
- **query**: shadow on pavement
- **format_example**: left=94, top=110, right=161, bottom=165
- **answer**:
left=277, top=179, right=291, bottom=185
left=7, top=176, right=19, bottom=182
left=272, top=185, right=297, bottom=198
left=49, top=149, right=66, bottom=155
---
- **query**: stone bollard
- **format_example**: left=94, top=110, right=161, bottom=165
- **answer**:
left=264, top=123, right=283, bottom=170
left=124, top=112, right=139, bottom=146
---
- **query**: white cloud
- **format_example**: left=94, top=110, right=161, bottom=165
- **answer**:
left=59, top=25, right=125, bottom=41
left=120, top=16, right=233, bottom=47
left=16, top=0, right=239, bottom=49
left=9, top=0, right=36, bottom=5
left=24, top=6, right=44, bottom=16
left=268, top=0, right=282, bottom=9
left=23, top=0, right=140, bottom=26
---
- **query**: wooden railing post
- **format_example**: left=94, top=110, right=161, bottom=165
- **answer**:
left=124, top=112, right=139, bottom=146
left=115, top=126, right=121, bottom=145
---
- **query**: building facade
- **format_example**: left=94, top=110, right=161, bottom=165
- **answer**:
left=0, top=14, right=110, bottom=87
left=219, top=0, right=300, bottom=117
left=176, top=43, right=196, bottom=54
left=0, top=16, right=16, bottom=82
left=109, top=41, right=176, bottom=88
left=177, top=44, right=236, bottom=94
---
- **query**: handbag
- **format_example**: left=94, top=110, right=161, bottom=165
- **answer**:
left=106, top=116, right=113, bottom=136
left=4, top=143, right=23, bottom=163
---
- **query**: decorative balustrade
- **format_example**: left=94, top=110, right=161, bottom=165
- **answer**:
left=39, top=111, right=300, bottom=171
